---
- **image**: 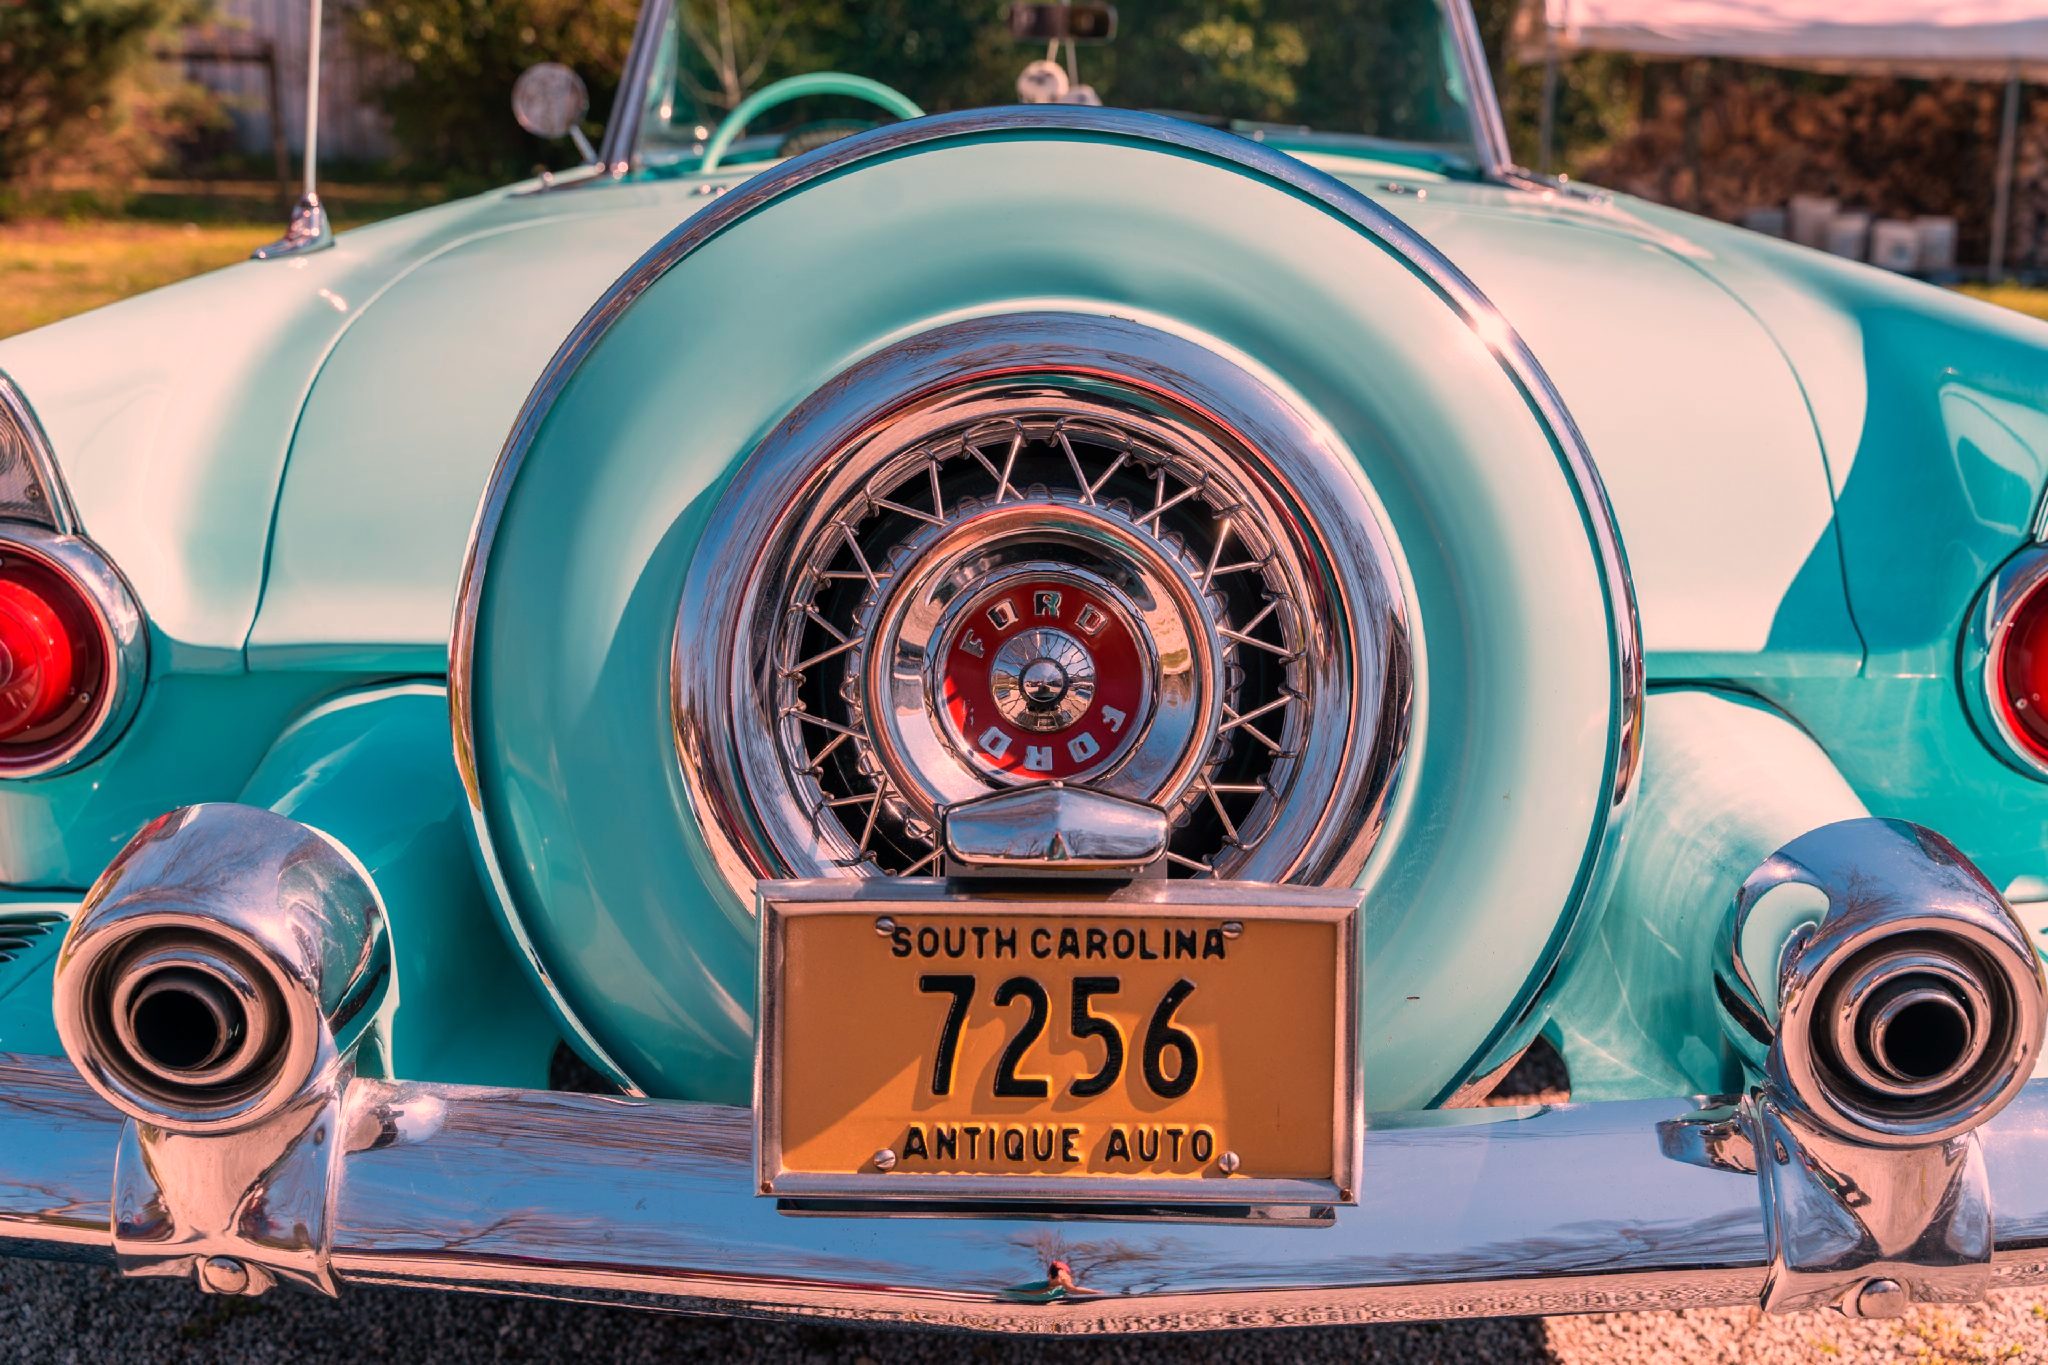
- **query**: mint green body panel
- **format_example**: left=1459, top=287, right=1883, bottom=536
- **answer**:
left=246, top=200, right=696, bottom=671
left=0, top=893, right=78, bottom=1055
left=247, top=160, right=1869, bottom=678
left=468, top=128, right=1621, bottom=1108
left=0, top=122, right=2041, bottom=1107
left=0, top=684, right=559, bottom=1087
left=235, top=682, right=558, bottom=1087
left=0, top=671, right=354, bottom=887
left=1547, top=688, right=1868, bottom=1100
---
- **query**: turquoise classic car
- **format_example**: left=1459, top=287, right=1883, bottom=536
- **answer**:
left=4, top=0, right=2048, bottom=1331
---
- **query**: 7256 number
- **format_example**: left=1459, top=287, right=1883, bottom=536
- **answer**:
left=917, top=974, right=1198, bottom=1100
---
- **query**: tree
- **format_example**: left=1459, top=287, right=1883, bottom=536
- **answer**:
left=347, top=0, right=639, bottom=181
left=0, top=0, right=212, bottom=187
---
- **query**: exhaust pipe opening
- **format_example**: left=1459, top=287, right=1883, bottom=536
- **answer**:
left=54, top=805, right=393, bottom=1134
left=1796, top=925, right=2035, bottom=1142
left=125, top=966, right=246, bottom=1075
left=1721, top=820, right=2048, bottom=1146
left=1864, top=983, right=1974, bottom=1085
left=75, top=929, right=293, bottom=1125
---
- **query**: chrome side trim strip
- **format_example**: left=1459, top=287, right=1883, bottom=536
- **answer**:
left=451, top=106, right=1642, bottom=1093
left=11, top=1051, right=2048, bottom=1330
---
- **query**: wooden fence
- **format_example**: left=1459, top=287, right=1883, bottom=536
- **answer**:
left=173, top=0, right=396, bottom=166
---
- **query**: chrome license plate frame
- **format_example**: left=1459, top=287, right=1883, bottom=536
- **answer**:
left=755, top=877, right=1362, bottom=1208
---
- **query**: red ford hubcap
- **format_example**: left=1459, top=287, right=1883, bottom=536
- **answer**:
left=937, top=574, right=1149, bottom=781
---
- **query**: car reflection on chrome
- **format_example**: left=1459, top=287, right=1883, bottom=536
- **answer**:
left=3, top=0, right=2048, bottom=1335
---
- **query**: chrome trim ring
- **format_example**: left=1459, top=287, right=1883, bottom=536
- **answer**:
left=0, top=526, right=147, bottom=779
left=1964, top=543, right=2048, bottom=779
left=673, top=316, right=1406, bottom=890
left=452, top=106, right=1642, bottom=1091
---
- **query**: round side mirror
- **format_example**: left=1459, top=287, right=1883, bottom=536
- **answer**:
left=513, top=63, right=593, bottom=150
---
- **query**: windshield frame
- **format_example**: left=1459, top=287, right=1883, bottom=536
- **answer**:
left=594, top=0, right=1513, bottom=181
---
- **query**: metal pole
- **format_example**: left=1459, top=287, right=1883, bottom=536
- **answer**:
left=1991, top=68, right=2022, bottom=281
left=250, top=0, right=332, bottom=258
left=302, top=0, right=322, bottom=197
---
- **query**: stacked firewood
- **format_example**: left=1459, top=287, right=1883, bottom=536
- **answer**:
left=1575, top=66, right=2046, bottom=269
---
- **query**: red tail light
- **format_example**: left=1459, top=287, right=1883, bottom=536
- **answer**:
left=1996, top=575, right=2048, bottom=765
left=1976, top=547, right=2048, bottom=777
left=0, top=532, right=144, bottom=777
left=0, top=574, right=76, bottom=741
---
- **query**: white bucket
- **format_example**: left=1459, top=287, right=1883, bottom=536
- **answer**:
left=1915, top=216, right=1959, bottom=273
left=1827, top=211, right=1872, bottom=260
left=1790, top=194, right=1839, bottom=249
left=1870, top=220, right=1922, bottom=273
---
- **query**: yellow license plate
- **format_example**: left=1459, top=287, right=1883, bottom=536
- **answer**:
left=756, top=879, right=1361, bottom=1205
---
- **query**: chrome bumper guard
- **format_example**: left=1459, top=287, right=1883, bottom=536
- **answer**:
left=5, top=807, right=2048, bottom=1331
left=6, top=1053, right=2048, bottom=1331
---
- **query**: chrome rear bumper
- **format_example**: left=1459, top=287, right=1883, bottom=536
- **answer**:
left=6, top=1050, right=2048, bottom=1332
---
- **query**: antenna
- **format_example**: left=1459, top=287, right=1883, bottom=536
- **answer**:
left=253, top=0, right=334, bottom=259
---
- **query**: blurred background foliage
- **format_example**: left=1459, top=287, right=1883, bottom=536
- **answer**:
left=0, top=0, right=222, bottom=200
left=346, top=0, right=1490, bottom=182
left=1, top=0, right=2045, bottom=275
left=3, top=0, right=2031, bottom=213
left=346, top=0, right=637, bottom=178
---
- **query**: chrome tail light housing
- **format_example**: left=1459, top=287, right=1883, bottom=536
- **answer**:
left=1968, top=543, right=2048, bottom=777
left=0, top=527, right=146, bottom=776
left=0, top=376, right=145, bottom=778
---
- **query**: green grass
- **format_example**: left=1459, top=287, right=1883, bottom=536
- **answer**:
left=1957, top=283, right=2048, bottom=323
left=0, top=183, right=449, bottom=340
left=0, top=220, right=275, bottom=338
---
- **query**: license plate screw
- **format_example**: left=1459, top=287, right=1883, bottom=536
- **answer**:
left=872, top=1147, right=898, bottom=1172
left=1218, top=1149, right=1241, bottom=1174
left=874, top=916, right=897, bottom=935
left=1222, top=920, right=1243, bottom=939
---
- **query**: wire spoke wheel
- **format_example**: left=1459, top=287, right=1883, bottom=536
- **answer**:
left=681, top=314, right=1412, bottom=892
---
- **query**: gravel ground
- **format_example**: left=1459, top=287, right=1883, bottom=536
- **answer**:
left=4, top=1258, right=2047, bottom=1364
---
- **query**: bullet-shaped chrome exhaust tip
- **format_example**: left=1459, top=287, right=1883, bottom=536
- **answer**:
left=1720, top=819, right=2047, bottom=1146
left=55, top=805, right=389, bottom=1134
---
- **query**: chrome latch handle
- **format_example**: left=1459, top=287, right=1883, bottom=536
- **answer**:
left=939, top=785, right=1167, bottom=879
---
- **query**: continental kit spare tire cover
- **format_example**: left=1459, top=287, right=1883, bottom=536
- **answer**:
left=454, top=109, right=1639, bottom=1109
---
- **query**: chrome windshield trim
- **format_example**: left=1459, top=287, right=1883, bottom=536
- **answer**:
left=1442, top=0, right=1513, bottom=178
left=594, top=0, right=670, bottom=176
left=0, top=373, right=79, bottom=535
left=452, top=105, right=1641, bottom=1095
left=595, top=1, right=1513, bottom=186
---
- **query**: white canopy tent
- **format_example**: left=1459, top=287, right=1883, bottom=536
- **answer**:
left=1525, top=0, right=2048, bottom=273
